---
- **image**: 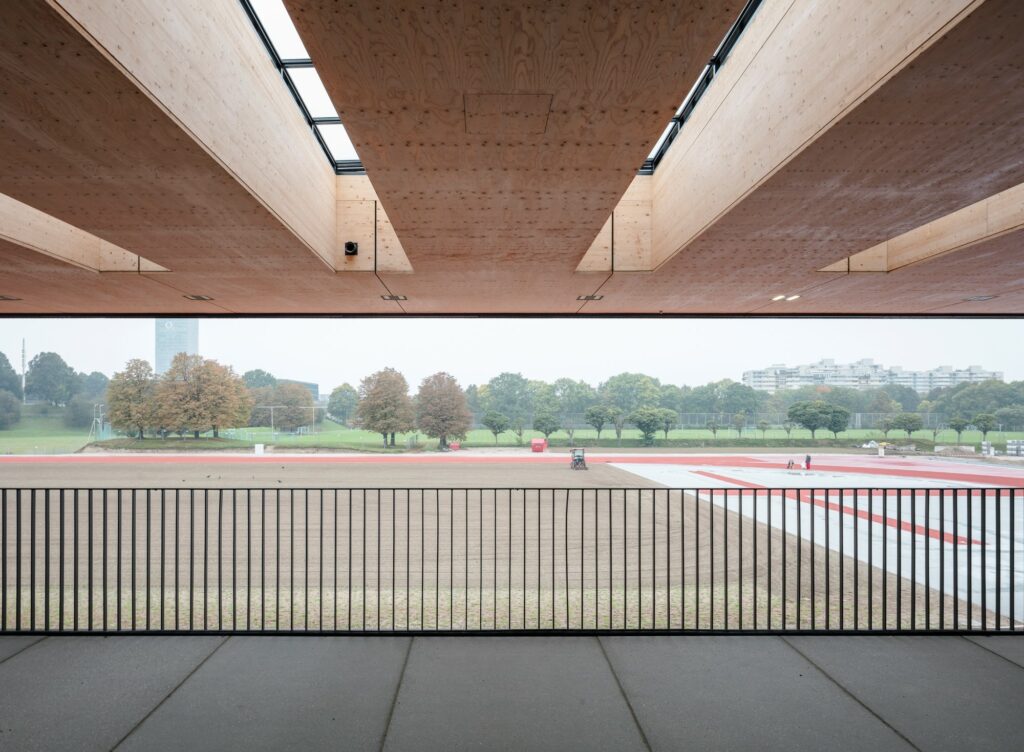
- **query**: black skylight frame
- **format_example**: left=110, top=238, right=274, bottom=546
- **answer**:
left=239, top=0, right=762, bottom=177
left=639, top=0, right=764, bottom=175
left=238, top=0, right=365, bottom=175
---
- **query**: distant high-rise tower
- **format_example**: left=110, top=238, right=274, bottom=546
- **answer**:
left=155, top=319, right=199, bottom=374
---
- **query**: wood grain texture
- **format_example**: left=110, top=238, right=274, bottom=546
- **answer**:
left=50, top=0, right=338, bottom=266
left=827, top=182, right=1024, bottom=273
left=584, top=0, right=1024, bottom=314
left=1, top=0, right=1022, bottom=314
left=649, top=0, right=987, bottom=269
left=0, top=0, right=400, bottom=312
left=285, top=0, right=738, bottom=273
left=0, top=192, right=166, bottom=273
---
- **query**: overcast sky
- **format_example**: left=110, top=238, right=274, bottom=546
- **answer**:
left=0, top=318, right=1020, bottom=390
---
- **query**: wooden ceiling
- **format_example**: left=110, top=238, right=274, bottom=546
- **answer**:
left=0, top=0, right=1021, bottom=316
left=581, top=0, right=1024, bottom=314
left=0, top=0, right=397, bottom=314
left=284, top=0, right=740, bottom=274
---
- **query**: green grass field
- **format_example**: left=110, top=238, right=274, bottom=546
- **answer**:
left=220, top=423, right=1024, bottom=450
left=0, top=405, right=92, bottom=455
left=3, top=409, right=1023, bottom=454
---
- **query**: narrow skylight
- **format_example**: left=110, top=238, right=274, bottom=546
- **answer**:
left=241, top=0, right=364, bottom=174
left=317, top=124, right=359, bottom=162
left=640, top=0, right=764, bottom=174
left=647, top=122, right=675, bottom=161
left=288, top=67, right=339, bottom=120
left=249, top=0, right=309, bottom=59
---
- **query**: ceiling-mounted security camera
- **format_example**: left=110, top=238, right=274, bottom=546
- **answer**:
left=344, top=241, right=358, bottom=256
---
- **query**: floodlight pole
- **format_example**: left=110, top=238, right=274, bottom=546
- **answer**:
left=256, top=404, right=287, bottom=440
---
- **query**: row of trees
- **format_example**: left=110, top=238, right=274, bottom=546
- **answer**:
left=0, top=350, right=109, bottom=429
left=353, top=368, right=471, bottom=448
left=6, top=345, right=1024, bottom=446
left=107, top=355, right=251, bottom=438
left=782, top=401, right=1003, bottom=443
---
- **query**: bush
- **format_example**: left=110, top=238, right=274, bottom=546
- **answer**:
left=0, top=389, right=21, bottom=429
left=64, top=395, right=95, bottom=429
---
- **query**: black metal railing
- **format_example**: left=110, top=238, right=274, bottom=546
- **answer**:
left=1, top=488, right=1020, bottom=634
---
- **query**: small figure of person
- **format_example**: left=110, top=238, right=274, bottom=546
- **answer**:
left=805, top=454, right=812, bottom=471
left=786, top=459, right=795, bottom=469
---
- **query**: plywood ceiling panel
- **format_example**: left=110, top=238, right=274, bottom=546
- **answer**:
left=0, top=0, right=400, bottom=313
left=584, top=0, right=1024, bottom=314
left=284, top=0, right=739, bottom=274
left=0, top=0, right=1021, bottom=316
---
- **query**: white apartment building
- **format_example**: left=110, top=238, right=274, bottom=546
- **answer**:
left=742, top=359, right=1002, bottom=394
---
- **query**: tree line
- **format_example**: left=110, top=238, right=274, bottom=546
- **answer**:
left=5, top=347, right=1024, bottom=445
left=0, top=350, right=109, bottom=430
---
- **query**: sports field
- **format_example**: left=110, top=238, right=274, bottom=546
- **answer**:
left=2, top=453, right=1021, bottom=632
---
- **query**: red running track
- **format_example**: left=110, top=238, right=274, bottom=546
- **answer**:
left=2, top=452, right=1022, bottom=486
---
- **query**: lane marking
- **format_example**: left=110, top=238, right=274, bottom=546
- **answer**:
left=692, top=470, right=984, bottom=546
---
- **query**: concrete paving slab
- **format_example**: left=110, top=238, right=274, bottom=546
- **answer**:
left=0, top=635, right=43, bottom=663
left=787, top=635, right=1024, bottom=752
left=118, top=636, right=411, bottom=752
left=0, top=636, right=222, bottom=752
left=600, top=636, right=913, bottom=752
left=964, top=635, right=1024, bottom=669
left=383, top=636, right=649, bottom=752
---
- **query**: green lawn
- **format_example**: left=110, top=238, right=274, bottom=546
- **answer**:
left=3, top=410, right=1022, bottom=455
left=222, top=423, right=1024, bottom=450
left=0, top=406, right=92, bottom=455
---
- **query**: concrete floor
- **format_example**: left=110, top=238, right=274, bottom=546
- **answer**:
left=0, top=635, right=1022, bottom=751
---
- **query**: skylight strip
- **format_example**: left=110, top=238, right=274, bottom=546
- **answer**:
left=642, top=0, right=765, bottom=174
left=239, top=0, right=364, bottom=174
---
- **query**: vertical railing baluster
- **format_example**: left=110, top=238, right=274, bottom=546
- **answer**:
left=954, top=489, right=959, bottom=630
left=692, top=490, right=699, bottom=630
left=781, top=488, right=786, bottom=631
left=1, top=489, right=6, bottom=631
left=926, top=489, right=931, bottom=631
left=116, top=489, right=120, bottom=631
left=962, top=491, right=970, bottom=635
left=898, top=489, right=903, bottom=630
left=854, top=488, right=859, bottom=631
left=868, top=490, right=874, bottom=630
left=131, top=491, right=135, bottom=635
left=796, top=489, right=801, bottom=630
left=981, top=489, right=987, bottom=630
left=307, top=489, right=311, bottom=631
left=59, top=490, right=64, bottom=631
left=940, top=489, right=946, bottom=630
left=262, top=491, right=266, bottom=635
left=100, top=490, right=106, bottom=631
left=88, top=491, right=93, bottom=635
left=911, top=490, right=916, bottom=630
left=751, top=489, right=756, bottom=630
left=189, top=491, right=194, bottom=635
left=996, top=489, right=1002, bottom=630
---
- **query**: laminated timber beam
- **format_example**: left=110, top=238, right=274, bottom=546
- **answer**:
left=579, top=0, right=1024, bottom=314
left=42, top=0, right=338, bottom=269
left=648, top=0, right=993, bottom=271
left=820, top=182, right=1024, bottom=274
left=0, top=193, right=167, bottom=274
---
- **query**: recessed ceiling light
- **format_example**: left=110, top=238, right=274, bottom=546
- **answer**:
left=183, top=294, right=213, bottom=301
left=0, top=295, right=22, bottom=301
left=786, top=295, right=800, bottom=301
left=381, top=294, right=407, bottom=301
left=771, top=294, right=786, bottom=301
left=963, top=295, right=997, bottom=302
left=577, top=294, right=603, bottom=301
